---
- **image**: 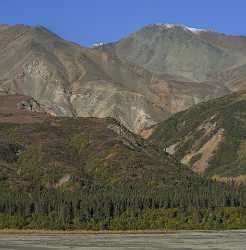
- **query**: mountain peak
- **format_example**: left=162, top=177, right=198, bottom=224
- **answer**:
left=150, top=23, right=207, bottom=34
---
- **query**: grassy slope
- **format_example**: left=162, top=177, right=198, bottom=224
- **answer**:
left=150, top=91, right=246, bottom=177
left=0, top=115, right=193, bottom=192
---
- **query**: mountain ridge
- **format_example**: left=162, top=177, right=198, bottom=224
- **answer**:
left=0, top=23, right=231, bottom=133
left=98, top=23, right=246, bottom=82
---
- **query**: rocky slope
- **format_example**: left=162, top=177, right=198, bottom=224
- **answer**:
left=149, top=91, right=246, bottom=181
left=0, top=24, right=234, bottom=133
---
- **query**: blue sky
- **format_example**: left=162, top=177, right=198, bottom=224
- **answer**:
left=1, top=0, right=245, bottom=46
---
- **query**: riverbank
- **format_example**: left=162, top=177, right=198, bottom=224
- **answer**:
left=0, top=229, right=172, bottom=235
left=0, top=228, right=242, bottom=235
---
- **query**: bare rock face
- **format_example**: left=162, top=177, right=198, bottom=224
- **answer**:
left=0, top=24, right=245, bottom=133
left=0, top=25, right=165, bottom=132
left=70, top=80, right=165, bottom=132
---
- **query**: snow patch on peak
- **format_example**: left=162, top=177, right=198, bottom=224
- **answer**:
left=155, top=23, right=176, bottom=28
left=152, top=23, right=207, bottom=34
left=153, top=23, right=178, bottom=29
left=185, top=26, right=206, bottom=34
left=91, top=42, right=104, bottom=48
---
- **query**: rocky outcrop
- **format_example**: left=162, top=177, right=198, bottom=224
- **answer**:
left=0, top=94, right=48, bottom=123
left=16, top=97, right=42, bottom=112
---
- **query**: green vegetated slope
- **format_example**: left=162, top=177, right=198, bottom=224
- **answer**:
left=0, top=100, right=246, bottom=230
left=150, top=91, right=246, bottom=179
left=0, top=116, right=192, bottom=190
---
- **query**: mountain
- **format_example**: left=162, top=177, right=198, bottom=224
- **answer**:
left=0, top=24, right=233, bottom=134
left=98, top=24, right=246, bottom=83
left=149, top=91, right=246, bottom=181
left=2, top=23, right=246, bottom=134
left=2, top=24, right=246, bottom=230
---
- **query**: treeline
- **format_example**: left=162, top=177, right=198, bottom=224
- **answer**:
left=1, top=176, right=246, bottom=230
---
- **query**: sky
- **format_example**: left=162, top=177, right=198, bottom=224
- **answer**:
left=1, top=0, right=246, bottom=46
